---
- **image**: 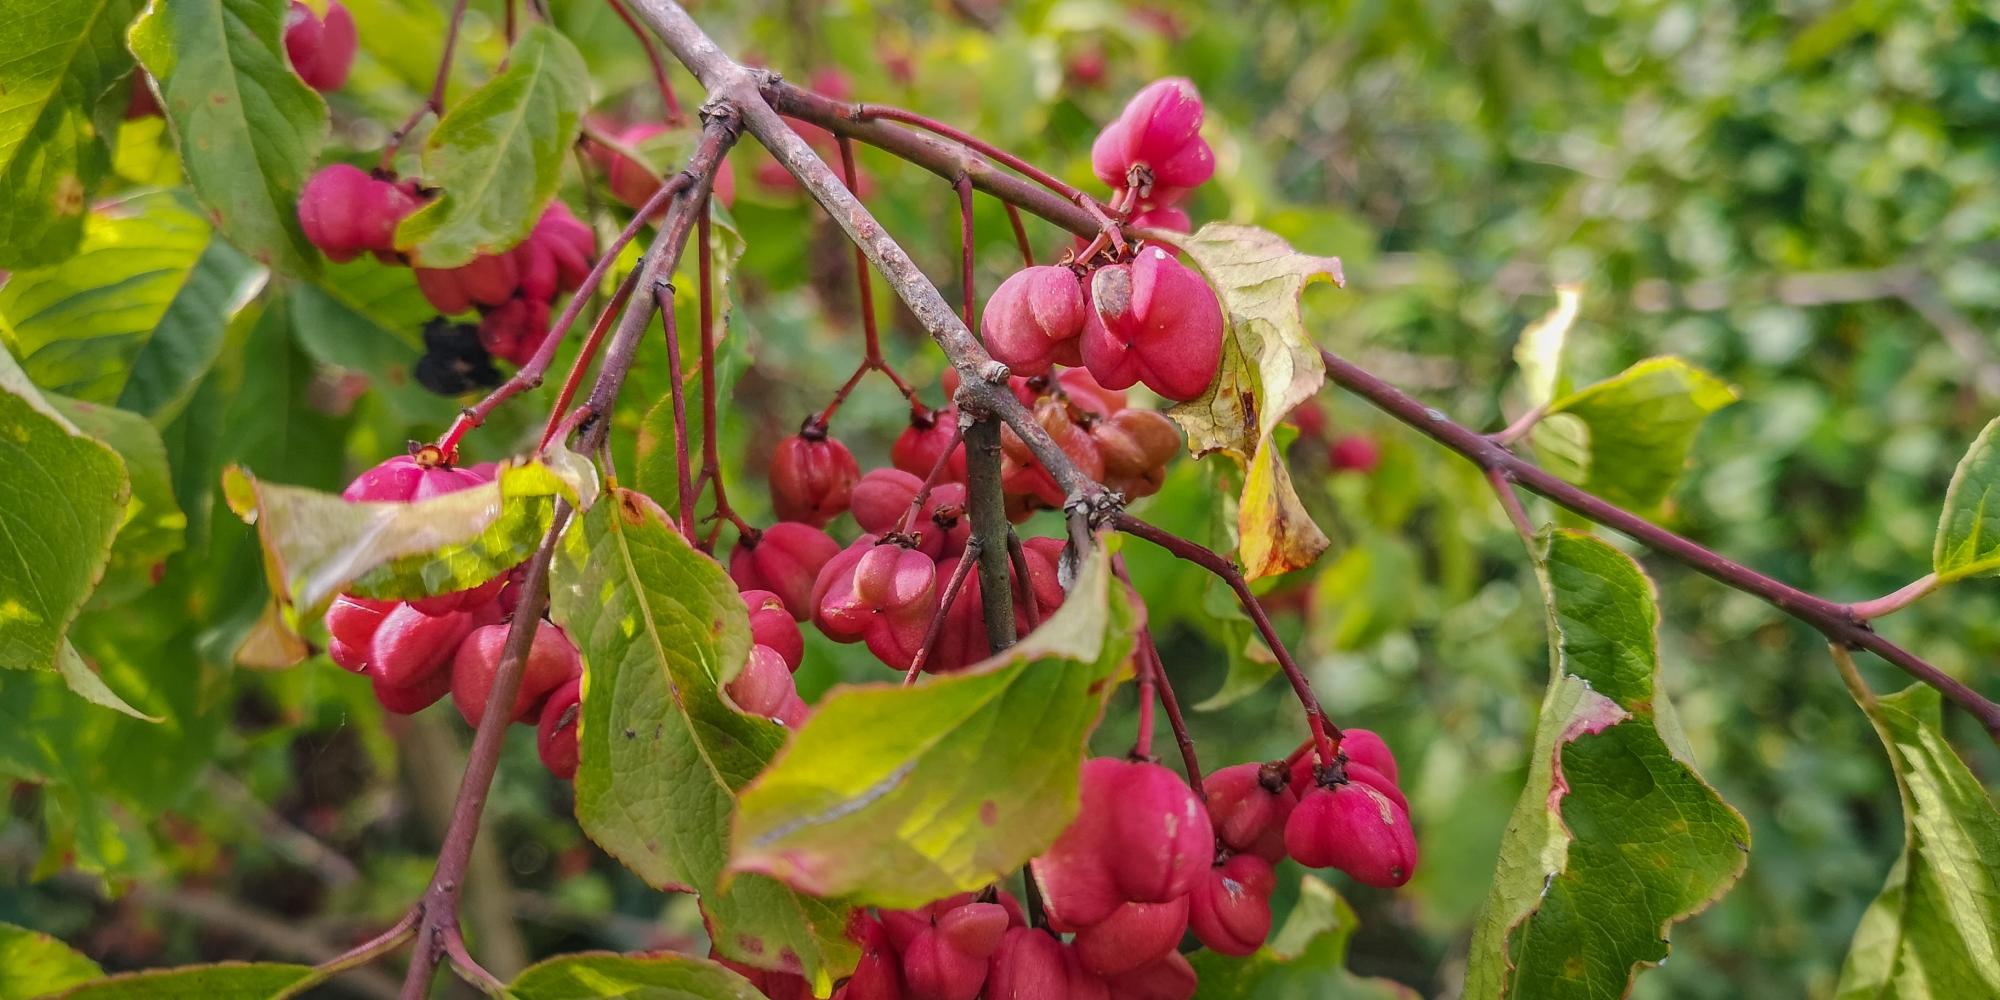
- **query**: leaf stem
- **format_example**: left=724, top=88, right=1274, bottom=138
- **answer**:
left=903, top=536, right=982, bottom=685
left=380, top=0, right=471, bottom=170
left=606, top=0, right=684, bottom=124
left=1846, top=573, right=1941, bottom=622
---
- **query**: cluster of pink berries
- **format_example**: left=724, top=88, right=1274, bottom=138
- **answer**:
left=721, top=732, right=1412, bottom=999
left=322, top=454, right=584, bottom=780
left=723, top=370, right=1178, bottom=678
left=297, top=166, right=597, bottom=369
left=983, top=80, right=1223, bottom=403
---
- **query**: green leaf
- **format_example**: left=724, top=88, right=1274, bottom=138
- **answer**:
left=1165, top=224, right=1342, bottom=579
left=394, top=23, right=590, bottom=267
left=552, top=490, right=855, bottom=991
left=1932, top=415, right=2000, bottom=582
left=44, top=962, right=311, bottom=999
left=53, top=640, right=154, bottom=721
left=0, top=191, right=259, bottom=407
left=0, top=922, right=102, bottom=1000
left=727, top=547, right=1137, bottom=908
left=128, top=0, right=328, bottom=275
left=507, top=951, right=764, bottom=1000
left=0, top=0, right=144, bottom=268
left=1188, top=876, right=1418, bottom=999
left=1514, top=284, right=1580, bottom=408
left=1463, top=530, right=1749, bottom=1000
left=223, top=450, right=596, bottom=631
left=1834, top=682, right=2000, bottom=997
left=288, top=260, right=459, bottom=427
left=0, top=343, right=128, bottom=674
left=1531, top=357, right=1737, bottom=514
left=48, top=396, right=186, bottom=608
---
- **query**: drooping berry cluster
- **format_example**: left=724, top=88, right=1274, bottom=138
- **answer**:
left=323, top=454, right=584, bottom=779
left=982, top=79, right=1224, bottom=403
left=724, top=732, right=1413, bottom=999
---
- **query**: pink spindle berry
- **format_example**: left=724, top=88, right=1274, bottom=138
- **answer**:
left=1091, top=78, right=1214, bottom=207
left=1286, top=728, right=1401, bottom=793
left=927, top=537, right=1066, bottom=673
left=816, top=542, right=940, bottom=671
left=1284, top=782, right=1418, bottom=888
left=298, top=164, right=420, bottom=263
left=325, top=595, right=395, bottom=672
left=892, top=408, right=969, bottom=482
left=285, top=1, right=357, bottom=93
left=741, top=589, right=804, bottom=671
left=1188, top=854, right=1276, bottom=956
left=449, top=622, right=583, bottom=725
left=1329, top=434, right=1381, bottom=475
left=1100, top=950, right=1196, bottom=1000
left=477, top=296, right=551, bottom=367
left=730, top=522, right=841, bottom=621
left=900, top=901, right=1008, bottom=1000
left=832, top=916, right=903, bottom=1000
left=512, top=201, right=595, bottom=302
left=536, top=678, right=582, bottom=779
left=341, top=452, right=489, bottom=504
left=985, top=927, right=1067, bottom=1000
left=373, top=664, right=455, bottom=715
left=1071, top=896, right=1190, bottom=978
left=850, top=467, right=970, bottom=559
left=724, top=644, right=799, bottom=719
left=1202, top=762, right=1297, bottom=863
left=1128, top=205, right=1192, bottom=234
left=1098, top=758, right=1213, bottom=903
left=601, top=123, right=740, bottom=214
left=1081, top=247, right=1223, bottom=402
left=770, top=431, right=861, bottom=527
left=368, top=602, right=490, bottom=690
left=982, top=265, right=1088, bottom=376
left=415, top=253, right=522, bottom=315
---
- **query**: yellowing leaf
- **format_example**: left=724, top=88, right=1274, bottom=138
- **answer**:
left=1169, top=224, right=1343, bottom=579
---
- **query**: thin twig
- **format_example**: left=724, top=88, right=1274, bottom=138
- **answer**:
left=380, top=0, right=472, bottom=169
left=903, top=537, right=983, bottom=684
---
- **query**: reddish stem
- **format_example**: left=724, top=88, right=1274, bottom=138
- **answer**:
left=693, top=208, right=750, bottom=551
left=903, top=537, right=983, bottom=685
left=606, top=0, right=684, bottom=124
left=1114, top=512, right=1339, bottom=766
left=1005, top=529, right=1041, bottom=632
left=1004, top=203, right=1034, bottom=267
left=896, top=422, right=965, bottom=539
left=653, top=278, right=697, bottom=537
left=538, top=268, right=639, bottom=450
left=443, top=172, right=692, bottom=461
left=956, top=175, right=977, bottom=331
left=380, top=0, right=471, bottom=170
left=854, top=103, right=1085, bottom=204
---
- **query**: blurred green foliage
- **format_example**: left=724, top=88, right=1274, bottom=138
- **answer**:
left=6, top=0, right=2000, bottom=996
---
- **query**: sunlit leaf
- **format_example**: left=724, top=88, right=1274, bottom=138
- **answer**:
left=0, top=921, right=103, bottom=999
left=552, top=490, right=856, bottom=991
left=0, top=191, right=263, bottom=410
left=1167, top=224, right=1342, bottom=578
left=45, top=962, right=311, bottom=999
left=508, top=951, right=764, bottom=1000
left=49, top=396, right=186, bottom=608
left=1933, top=415, right=2000, bottom=583
left=1530, top=357, right=1736, bottom=514
left=128, top=0, right=328, bottom=275
left=1514, top=284, right=1581, bottom=408
left=394, top=23, right=590, bottom=267
left=728, top=547, right=1137, bottom=908
left=1834, top=680, right=2000, bottom=998
left=0, top=0, right=144, bottom=268
left=222, top=449, right=596, bottom=637
left=0, top=343, right=128, bottom=675
left=1463, top=530, right=1749, bottom=1000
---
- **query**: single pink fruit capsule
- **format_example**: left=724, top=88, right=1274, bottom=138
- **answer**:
left=985, top=926, right=1068, bottom=1000
left=512, top=200, right=596, bottom=302
left=372, top=663, right=454, bottom=715
left=1329, top=434, right=1381, bottom=475
left=981, top=266, right=1088, bottom=377
left=1070, top=895, right=1189, bottom=978
left=1081, top=248, right=1223, bottom=402
left=832, top=915, right=901, bottom=1000
left=1284, top=781, right=1418, bottom=887
left=816, top=542, right=939, bottom=671
left=770, top=431, right=861, bottom=527
left=1188, top=853, right=1276, bottom=956
left=325, top=595, right=396, bottom=671
left=1090, top=78, right=1214, bottom=207
left=368, top=602, right=485, bottom=690
left=724, top=644, right=798, bottom=719
left=477, top=296, right=552, bottom=368
left=900, top=924, right=992, bottom=1000
left=1099, top=949, right=1196, bottom=1000
left=449, top=621, right=583, bottom=725
left=536, top=677, right=582, bottom=779
left=285, top=1, right=357, bottom=93
left=850, top=468, right=969, bottom=559
left=729, top=521, right=841, bottom=621
left=414, top=252, right=522, bottom=315
left=892, top=407, right=968, bottom=483
left=1095, top=757, right=1213, bottom=903
left=1203, top=761, right=1297, bottom=863
left=298, top=164, right=419, bottom=262
left=741, top=589, right=804, bottom=671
